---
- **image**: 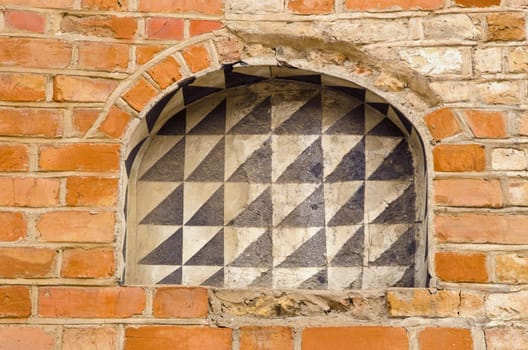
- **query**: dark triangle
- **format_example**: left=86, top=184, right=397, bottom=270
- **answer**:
left=328, top=184, right=364, bottom=226
left=278, top=74, right=321, bottom=85
left=201, top=268, right=224, bottom=287
left=139, top=228, right=182, bottom=265
left=179, top=76, right=195, bottom=87
left=249, top=269, right=273, bottom=288
left=186, top=138, right=224, bottom=182
left=157, top=109, right=186, bottom=135
left=186, top=186, right=224, bottom=226
left=158, top=267, right=182, bottom=285
left=183, top=85, right=221, bottom=106
left=228, top=188, right=272, bottom=227
left=188, top=99, right=226, bottom=135
left=368, top=102, right=390, bottom=115
left=276, top=137, right=323, bottom=183
left=325, top=104, right=365, bottom=135
left=393, top=107, right=413, bottom=134
left=393, top=265, right=415, bottom=287
left=145, top=90, right=176, bottom=132
left=368, top=117, right=404, bottom=137
left=274, top=93, right=322, bottom=135
left=331, top=227, right=364, bottom=267
left=299, top=268, right=328, bottom=290
left=278, top=228, right=326, bottom=267
left=228, top=138, right=272, bottom=183
left=228, top=97, right=271, bottom=134
left=279, top=186, right=325, bottom=227
left=328, top=86, right=366, bottom=101
left=224, top=69, right=267, bottom=88
left=139, top=185, right=183, bottom=225
left=126, top=139, right=146, bottom=176
left=372, top=226, right=416, bottom=266
left=325, top=138, right=365, bottom=182
left=373, top=184, right=416, bottom=224
left=229, top=229, right=272, bottom=267
left=368, top=140, right=414, bottom=180
left=185, top=229, right=224, bottom=266
left=140, top=137, right=185, bottom=182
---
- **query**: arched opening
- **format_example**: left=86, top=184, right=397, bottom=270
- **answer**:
left=124, top=65, right=427, bottom=290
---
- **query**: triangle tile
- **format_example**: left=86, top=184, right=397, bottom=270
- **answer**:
left=272, top=184, right=318, bottom=226
left=322, top=87, right=362, bottom=133
left=249, top=269, right=273, bottom=288
left=393, top=265, right=415, bottom=287
left=278, top=228, right=326, bottom=267
left=228, top=188, right=272, bottom=227
left=186, top=138, right=224, bottom=182
left=273, top=267, right=322, bottom=289
left=368, top=224, right=412, bottom=262
left=371, top=226, right=416, bottom=266
left=224, top=227, right=268, bottom=264
left=227, top=136, right=271, bottom=183
left=365, top=136, right=402, bottom=179
left=278, top=186, right=325, bottom=227
left=276, top=137, right=323, bottom=183
left=373, top=184, right=416, bottom=224
left=272, top=135, right=319, bottom=182
left=274, top=92, right=322, bottom=135
left=183, top=85, right=222, bottom=105
left=184, top=135, right=223, bottom=179
left=145, top=91, right=174, bottom=132
left=136, top=181, right=181, bottom=222
left=368, top=140, right=414, bottom=180
left=139, top=228, right=182, bottom=265
left=273, top=227, right=321, bottom=267
left=126, top=139, right=146, bottom=176
left=365, top=91, right=387, bottom=103
left=324, top=182, right=364, bottom=225
left=185, top=185, right=224, bottom=226
left=393, top=107, right=413, bottom=133
left=327, top=85, right=366, bottom=101
left=182, top=226, right=221, bottom=262
left=330, top=226, right=364, bottom=267
left=201, top=268, right=224, bottom=287
left=134, top=225, right=179, bottom=263
left=229, top=229, right=272, bottom=267
left=185, top=93, right=225, bottom=132
left=278, top=74, right=321, bottom=85
left=224, top=267, right=271, bottom=288
left=157, top=109, right=186, bottom=135
left=367, top=102, right=390, bottom=116
left=324, top=104, right=365, bottom=135
left=362, top=266, right=407, bottom=289
left=139, top=185, right=183, bottom=225
left=322, top=135, right=363, bottom=180
left=327, top=184, right=364, bottom=227
left=224, top=183, right=268, bottom=225
left=326, top=226, right=362, bottom=261
left=158, top=267, right=182, bottom=284
left=228, top=97, right=271, bottom=134
left=183, top=182, right=222, bottom=223
left=185, top=229, right=224, bottom=266
left=182, top=266, right=223, bottom=286
left=368, top=117, right=404, bottom=137
left=325, top=137, right=365, bottom=182
left=299, top=268, right=328, bottom=289
left=271, top=89, right=317, bottom=130
left=140, top=137, right=185, bottom=181
left=225, top=69, right=267, bottom=88
left=365, top=180, right=412, bottom=222
left=328, top=267, right=362, bottom=290
left=365, top=105, right=386, bottom=134
left=188, top=99, right=226, bottom=135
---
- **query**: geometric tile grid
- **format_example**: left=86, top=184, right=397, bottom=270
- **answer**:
left=127, top=66, right=426, bottom=290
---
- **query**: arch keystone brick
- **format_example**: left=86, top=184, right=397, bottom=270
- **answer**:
left=182, top=45, right=211, bottom=73
left=123, top=77, right=159, bottom=112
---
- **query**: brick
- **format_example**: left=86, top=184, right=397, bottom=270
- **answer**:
left=0, top=108, right=63, bottom=137
left=0, top=0, right=72, bottom=7
left=0, top=73, right=46, bottom=102
left=98, top=106, right=132, bottom=139
left=492, top=148, right=527, bottom=170
left=507, top=179, right=528, bottom=206
left=436, top=213, right=528, bottom=244
left=53, top=76, right=118, bottom=102
left=39, top=143, right=120, bottom=171
left=510, top=47, right=528, bottom=72
left=399, top=48, right=464, bottom=75
left=486, top=327, right=528, bottom=350
left=5, top=10, right=46, bottom=33
left=153, top=287, right=208, bottom=318
left=78, top=42, right=129, bottom=72
left=136, top=45, right=166, bottom=65
left=66, top=177, right=118, bottom=207
left=240, top=327, right=293, bottom=350
left=72, top=109, right=99, bottom=136
left=0, top=327, right=55, bottom=350
left=423, top=14, right=480, bottom=41
left=387, top=289, right=460, bottom=318
left=434, top=178, right=502, bottom=208
left=495, top=254, right=528, bottom=284
left=62, top=327, right=118, bottom=350
left=123, top=78, right=158, bottom=112
left=487, top=291, right=528, bottom=320
left=474, top=48, right=502, bottom=73
left=433, top=144, right=485, bottom=172
left=125, top=326, right=232, bottom=350
left=147, top=56, right=182, bottom=89
left=0, top=247, right=54, bottom=278
left=435, top=252, right=488, bottom=282
left=464, top=110, right=506, bottom=138
left=190, top=20, right=223, bottom=36
left=0, top=286, right=31, bottom=318
left=454, top=0, right=499, bottom=6
left=61, top=15, right=137, bottom=39
left=487, top=13, right=526, bottom=41
left=345, top=0, right=444, bottom=10
left=146, top=17, right=184, bottom=40
left=81, top=0, right=127, bottom=10
left=61, top=248, right=115, bottom=278
left=214, top=37, right=241, bottom=63
left=182, top=45, right=211, bottom=73
left=0, top=212, right=26, bottom=241
left=419, top=328, right=473, bottom=350
left=37, top=211, right=114, bottom=243
left=138, top=0, right=223, bottom=14
left=0, top=145, right=29, bottom=171
left=39, top=287, right=145, bottom=318
left=476, top=81, right=521, bottom=105
left=10, top=177, right=60, bottom=207
left=459, top=291, right=486, bottom=319
left=424, top=108, right=461, bottom=141
left=0, top=38, right=71, bottom=69
left=288, top=0, right=334, bottom=14
left=302, top=327, right=408, bottom=350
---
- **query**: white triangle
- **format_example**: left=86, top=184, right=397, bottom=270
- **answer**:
left=326, top=225, right=363, bottom=262
left=136, top=181, right=181, bottom=223
left=193, top=69, right=226, bottom=89
left=225, top=134, right=269, bottom=180
left=183, top=182, right=222, bottom=223
left=272, top=135, right=319, bottom=182
left=133, top=265, right=179, bottom=285
left=135, top=225, right=180, bottom=263
left=328, top=267, right=362, bottom=290
left=234, top=65, right=272, bottom=78
left=185, top=93, right=225, bottom=132
left=322, top=75, right=363, bottom=89
left=272, top=184, right=319, bottom=226
left=273, top=267, right=322, bottom=289
left=138, top=135, right=184, bottom=178
left=184, top=135, right=223, bottom=179
left=224, top=183, right=268, bottom=225
left=365, top=135, right=402, bottom=178
left=365, top=90, right=387, bottom=104
left=322, top=135, right=363, bottom=179
left=182, top=226, right=221, bottom=263
left=272, top=227, right=321, bottom=267
left=365, top=180, right=412, bottom=223
left=368, top=224, right=411, bottom=262
left=226, top=93, right=268, bottom=132
left=324, top=182, right=364, bottom=225
left=224, top=227, right=268, bottom=265
left=322, top=87, right=362, bottom=133
left=182, top=266, right=223, bottom=286
left=365, top=104, right=386, bottom=133
left=387, top=106, right=409, bottom=137
left=224, top=267, right=270, bottom=288
left=362, top=266, right=407, bottom=289
left=271, top=89, right=318, bottom=130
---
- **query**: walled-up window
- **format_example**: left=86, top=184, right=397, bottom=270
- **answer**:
left=125, top=66, right=427, bottom=290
